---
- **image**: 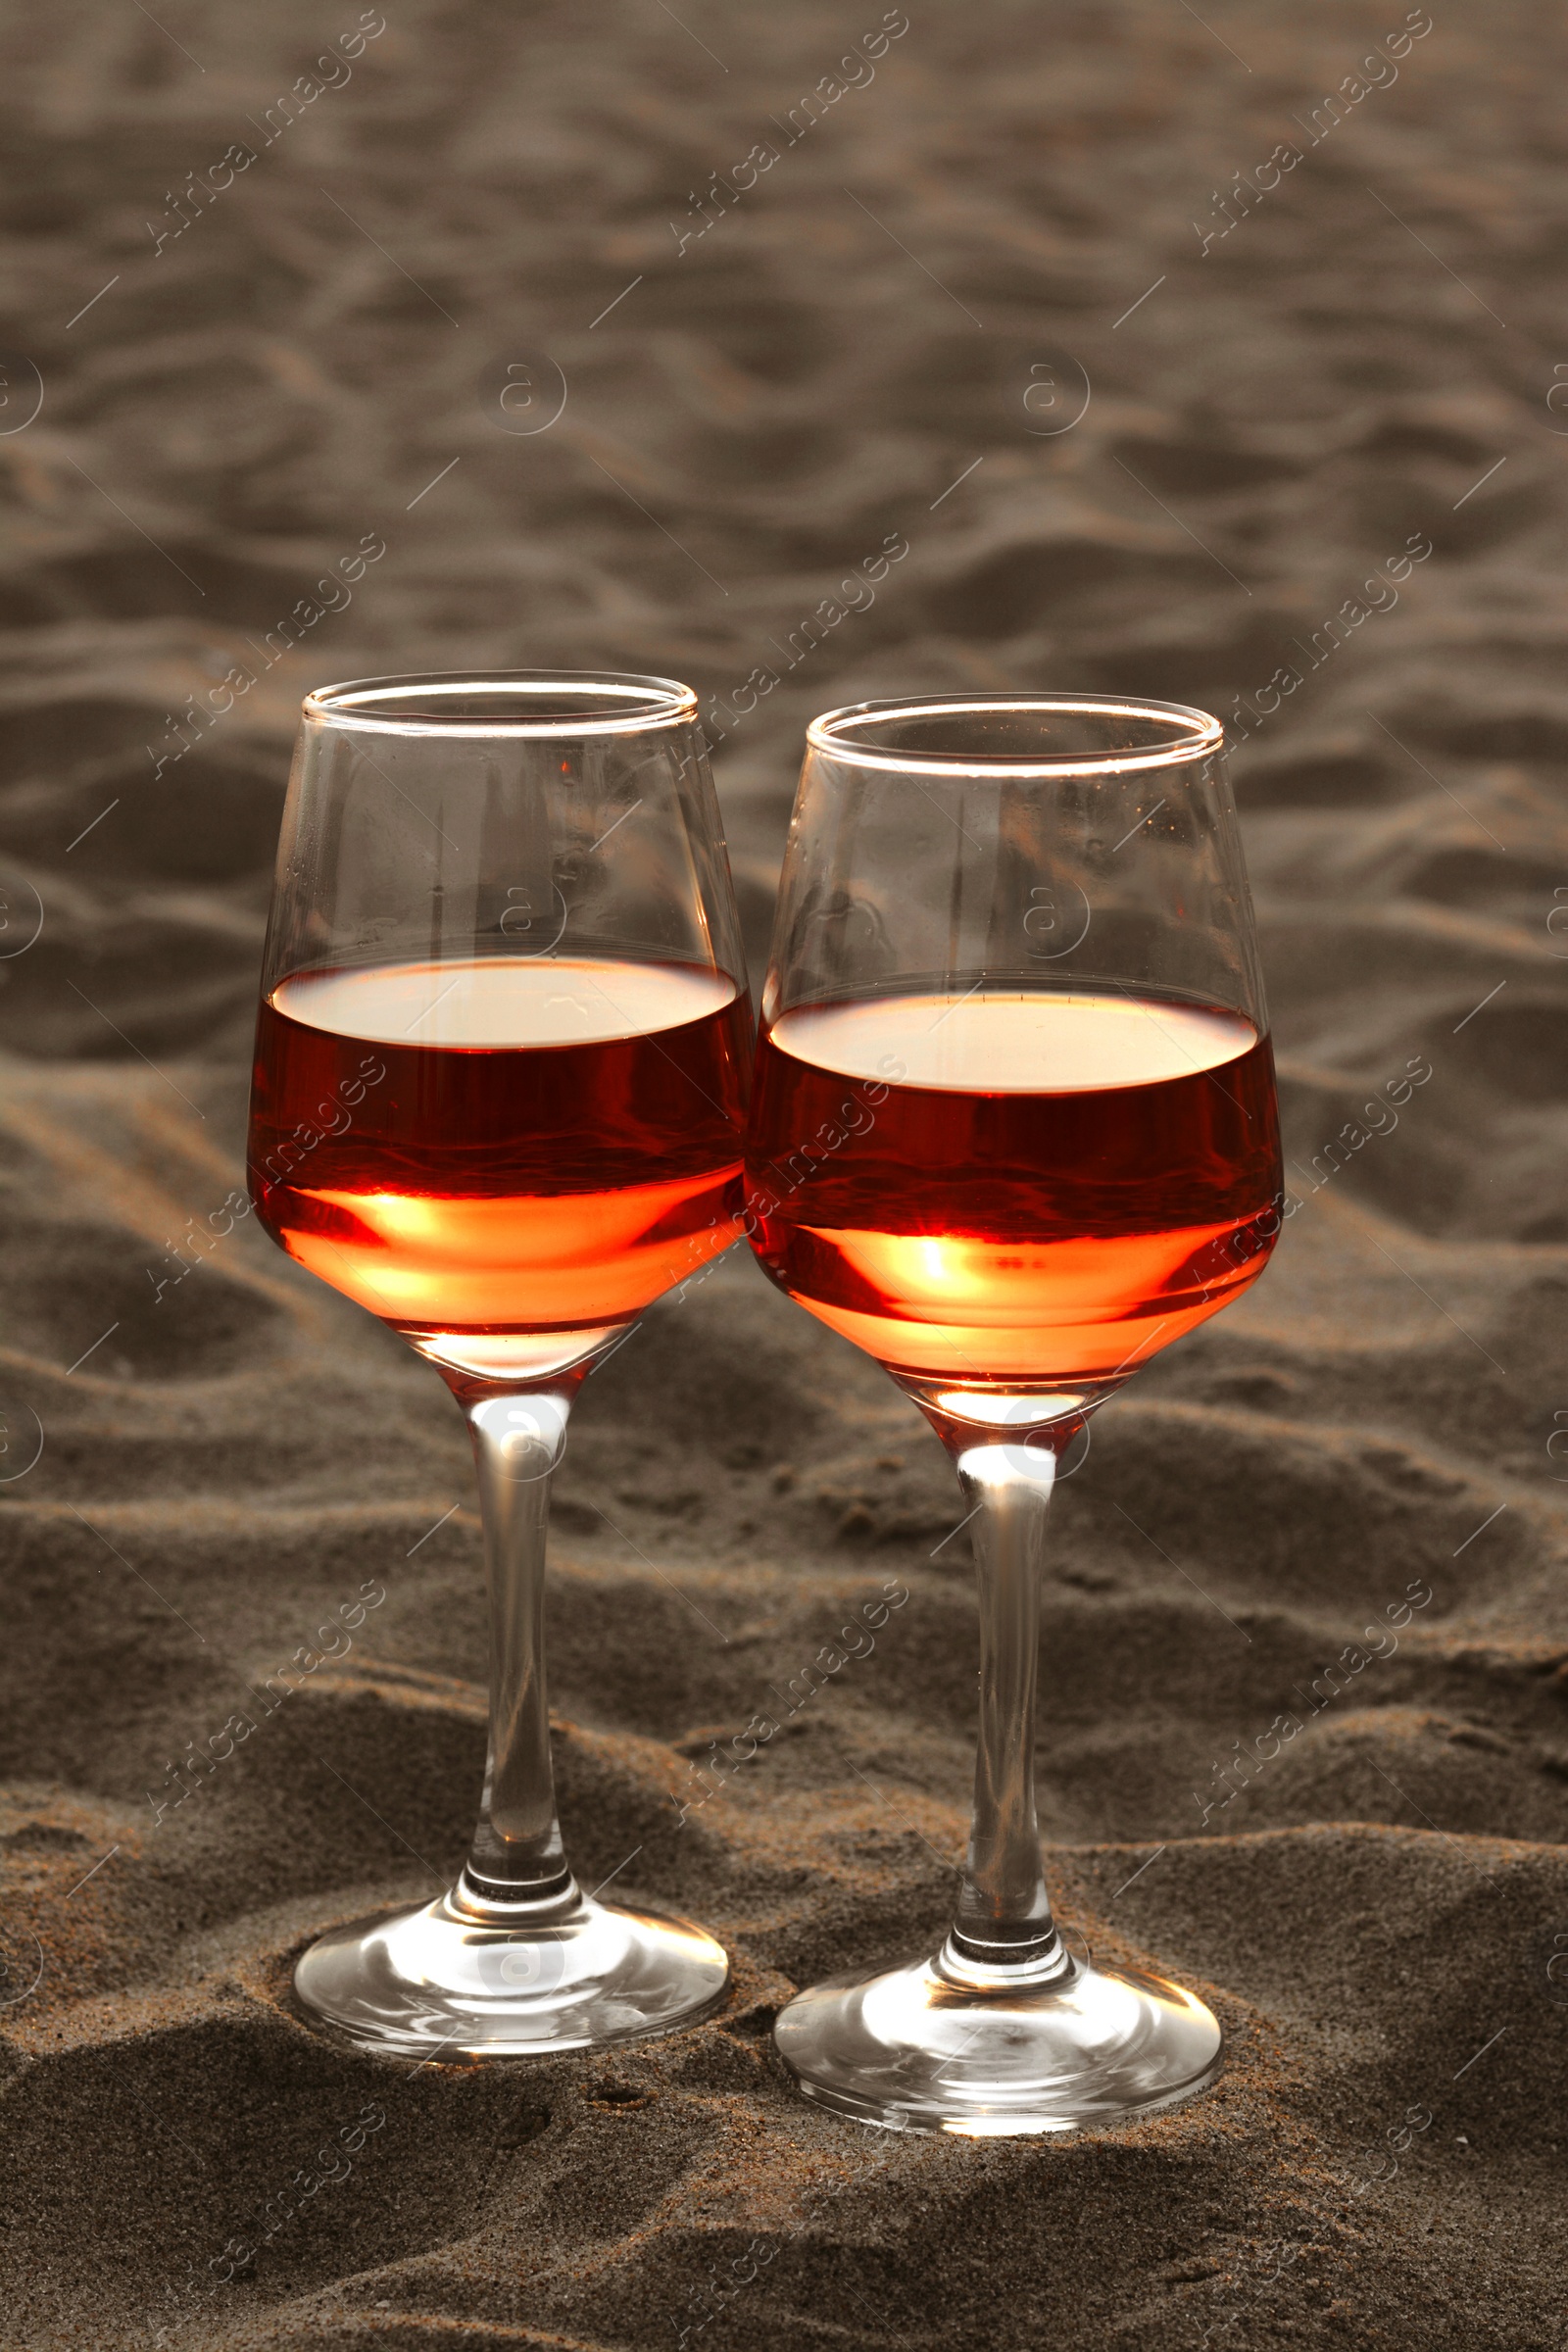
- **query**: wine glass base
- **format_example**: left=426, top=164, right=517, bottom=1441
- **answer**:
left=773, top=1945, right=1221, bottom=2135
left=292, top=1886, right=730, bottom=2060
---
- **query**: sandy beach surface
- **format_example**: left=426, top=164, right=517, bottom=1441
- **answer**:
left=0, top=0, right=1565, bottom=2344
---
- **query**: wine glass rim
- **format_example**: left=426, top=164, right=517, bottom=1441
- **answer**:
left=303, top=668, right=699, bottom=738
left=806, top=693, right=1224, bottom=777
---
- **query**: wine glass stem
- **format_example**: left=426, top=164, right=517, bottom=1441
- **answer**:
left=459, top=1386, right=578, bottom=1917
left=946, top=1443, right=1063, bottom=1974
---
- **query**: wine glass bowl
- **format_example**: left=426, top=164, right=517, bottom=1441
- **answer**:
left=746, top=693, right=1281, bottom=2132
left=250, top=671, right=751, bottom=1389
left=748, top=695, right=1277, bottom=1426
left=248, top=671, right=750, bottom=2057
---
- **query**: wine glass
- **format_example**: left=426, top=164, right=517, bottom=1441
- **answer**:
left=248, top=670, right=752, bottom=2058
left=745, top=694, right=1281, bottom=2133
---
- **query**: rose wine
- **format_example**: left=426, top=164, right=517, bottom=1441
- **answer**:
left=249, top=956, right=751, bottom=1346
left=745, top=989, right=1280, bottom=1386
